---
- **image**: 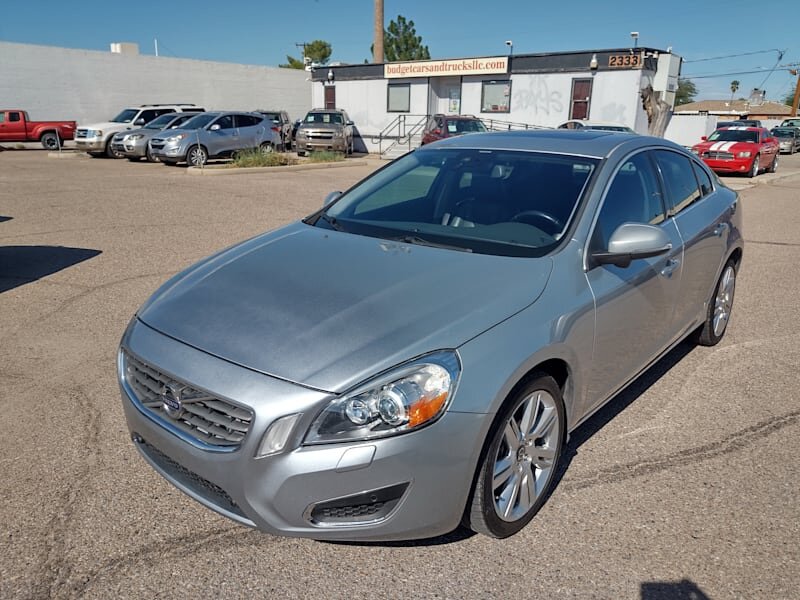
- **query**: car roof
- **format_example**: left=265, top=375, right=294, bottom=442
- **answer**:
left=434, top=114, right=481, bottom=120
left=422, top=129, right=680, bottom=158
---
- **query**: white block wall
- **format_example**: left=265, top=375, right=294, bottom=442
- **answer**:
left=0, top=41, right=311, bottom=126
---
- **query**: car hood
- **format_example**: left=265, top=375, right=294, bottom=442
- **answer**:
left=137, top=222, right=552, bottom=393
left=693, top=140, right=758, bottom=152
left=79, top=121, right=131, bottom=131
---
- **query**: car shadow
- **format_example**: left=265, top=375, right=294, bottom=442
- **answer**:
left=0, top=216, right=12, bottom=223
left=640, top=578, right=711, bottom=599
left=0, top=245, right=102, bottom=293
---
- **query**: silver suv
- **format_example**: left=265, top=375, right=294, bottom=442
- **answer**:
left=111, top=112, right=198, bottom=162
left=294, top=108, right=354, bottom=156
left=149, top=111, right=280, bottom=166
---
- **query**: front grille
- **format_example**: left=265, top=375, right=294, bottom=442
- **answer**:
left=307, top=132, right=334, bottom=140
left=704, top=151, right=734, bottom=160
left=76, top=129, right=88, bottom=138
left=123, top=351, right=253, bottom=447
left=136, top=437, right=248, bottom=520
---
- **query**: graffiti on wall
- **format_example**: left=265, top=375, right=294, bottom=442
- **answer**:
left=512, top=76, right=563, bottom=116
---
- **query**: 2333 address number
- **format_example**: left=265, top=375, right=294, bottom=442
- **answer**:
left=608, top=54, right=642, bottom=68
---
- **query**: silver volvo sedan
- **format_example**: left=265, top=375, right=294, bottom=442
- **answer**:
left=118, top=130, right=742, bottom=541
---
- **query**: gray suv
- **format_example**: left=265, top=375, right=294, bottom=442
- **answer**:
left=294, top=108, right=354, bottom=156
left=111, top=112, right=198, bottom=162
left=149, top=111, right=280, bottom=166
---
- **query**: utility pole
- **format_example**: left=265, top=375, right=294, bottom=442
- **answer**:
left=791, top=69, right=800, bottom=117
left=373, top=0, right=384, bottom=63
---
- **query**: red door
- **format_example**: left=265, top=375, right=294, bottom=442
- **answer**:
left=0, top=111, right=24, bottom=141
left=324, top=86, right=336, bottom=109
left=570, top=79, right=593, bottom=120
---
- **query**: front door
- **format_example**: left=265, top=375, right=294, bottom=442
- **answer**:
left=324, top=86, right=336, bottom=109
left=570, top=78, right=593, bottom=120
left=428, top=77, right=461, bottom=115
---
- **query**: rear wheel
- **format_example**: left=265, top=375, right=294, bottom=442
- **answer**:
left=466, top=374, right=565, bottom=538
left=186, top=145, right=207, bottom=167
left=40, top=132, right=60, bottom=150
left=259, top=142, right=274, bottom=154
left=105, top=137, right=124, bottom=159
left=748, top=156, right=759, bottom=178
left=694, top=259, right=736, bottom=346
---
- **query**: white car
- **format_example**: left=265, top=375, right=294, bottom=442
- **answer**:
left=557, top=120, right=636, bottom=133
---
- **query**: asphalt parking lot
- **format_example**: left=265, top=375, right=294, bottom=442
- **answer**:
left=1, top=149, right=799, bottom=599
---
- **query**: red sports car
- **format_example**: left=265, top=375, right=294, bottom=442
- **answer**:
left=691, top=126, right=780, bottom=178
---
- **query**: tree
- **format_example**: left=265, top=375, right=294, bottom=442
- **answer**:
left=675, top=78, right=697, bottom=106
left=729, top=80, right=739, bottom=104
left=280, top=40, right=332, bottom=69
left=381, top=15, right=430, bottom=62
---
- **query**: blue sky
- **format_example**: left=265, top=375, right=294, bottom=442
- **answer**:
left=2, top=0, right=797, bottom=102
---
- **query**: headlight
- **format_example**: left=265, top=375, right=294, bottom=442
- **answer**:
left=128, top=134, right=144, bottom=141
left=92, top=130, right=103, bottom=137
left=333, top=130, right=344, bottom=138
left=166, top=133, right=188, bottom=143
left=737, top=151, right=752, bottom=158
left=691, top=148, right=700, bottom=155
left=304, top=351, right=460, bottom=445
left=296, top=130, right=307, bottom=138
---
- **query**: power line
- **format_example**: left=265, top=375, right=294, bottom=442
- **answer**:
left=684, top=49, right=785, bottom=63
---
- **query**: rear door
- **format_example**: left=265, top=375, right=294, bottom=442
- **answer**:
left=654, top=150, right=732, bottom=334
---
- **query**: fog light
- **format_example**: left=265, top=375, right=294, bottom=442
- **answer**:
left=256, top=413, right=301, bottom=458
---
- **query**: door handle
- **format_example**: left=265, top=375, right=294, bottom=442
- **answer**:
left=660, top=258, right=680, bottom=277
left=713, top=223, right=728, bottom=237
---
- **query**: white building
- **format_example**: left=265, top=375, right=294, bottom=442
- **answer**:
left=310, top=48, right=682, bottom=154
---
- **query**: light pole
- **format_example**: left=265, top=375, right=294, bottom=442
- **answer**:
left=630, top=32, right=639, bottom=48
left=505, top=40, right=513, bottom=56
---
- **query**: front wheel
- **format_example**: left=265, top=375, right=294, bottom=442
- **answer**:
left=694, top=259, right=736, bottom=346
left=40, top=132, right=60, bottom=150
left=105, top=138, right=124, bottom=159
left=748, top=156, right=759, bottom=178
left=466, top=374, right=565, bottom=538
left=145, top=145, right=160, bottom=163
left=187, top=145, right=207, bottom=166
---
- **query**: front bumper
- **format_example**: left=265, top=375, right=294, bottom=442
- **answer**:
left=778, top=142, right=794, bottom=153
left=118, top=318, right=483, bottom=541
left=700, top=156, right=754, bottom=174
left=295, top=136, right=347, bottom=153
left=148, top=140, right=187, bottom=162
left=113, top=137, right=148, bottom=158
left=74, top=137, right=107, bottom=152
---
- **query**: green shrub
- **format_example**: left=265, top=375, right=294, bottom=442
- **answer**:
left=231, top=149, right=297, bottom=168
left=307, top=150, right=345, bottom=163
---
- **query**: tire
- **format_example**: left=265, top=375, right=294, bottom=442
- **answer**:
left=748, top=156, right=759, bottom=178
left=259, top=142, right=274, bottom=154
left=145, top=146, right=160, bottom=163
left=466, top=374, right=566, bottom=538
left=297, top=150, right=305, bottom=157
left=769, top=154, right=778, bottom=173
left=346, top=137, right=353, bottom=155
left=127, top=157, right=142, bottom=162
left=40, top=132, right=60, bottom=150
left=186, top=145, right=207, bottom=167
left=105, top=137, right=124, bottom=159
left=694, top=259, right=736, bottom=346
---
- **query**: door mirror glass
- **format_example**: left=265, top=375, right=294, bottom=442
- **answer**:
left=209, top=124, right=221, bottom=131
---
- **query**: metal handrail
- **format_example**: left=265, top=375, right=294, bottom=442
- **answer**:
left=481, top=117, right=550, bottom=131
left=373, top=114, right=429, bottom=156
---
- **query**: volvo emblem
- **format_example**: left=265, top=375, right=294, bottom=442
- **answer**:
left=160, top=383, right=186, bottom=419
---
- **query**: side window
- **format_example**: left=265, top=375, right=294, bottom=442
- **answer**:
left=9, top=112, right=21, bottom=122
left=138, top=110, right=158, bottom=123
left=234, top=115, right=256, bottom=128
left=215, top=115, right=235, bottom=130
left=0, top=113, right=5, bottom=123
left=593, top=152, right=664, bottom=250
left=653, top=150, right=702, bottom=215
left=691, top=161, right=713, bottom=197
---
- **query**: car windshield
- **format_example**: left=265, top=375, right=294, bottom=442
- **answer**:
left=144, top=114, right=177, bottom=129
left=305, top=112, right=343, bottom=125
left=586, top=125, right=635, bottom=133
left=111, top=109, right=139, bottom=123
left=180, top=113, right=217, bottom=130
left=315, top=148, right=598, bottom=257
left=708, top=129, right=758, bottom=143
left=772, top=129, right=794, bottom=138
left=781, top=119, right=800, bottom=127
left=448, top=119, right=487, bottom=134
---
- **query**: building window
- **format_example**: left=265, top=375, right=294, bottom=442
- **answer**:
left=387, top=83, right=410, bottom=113
left=481, top=80, right=511, bottom=113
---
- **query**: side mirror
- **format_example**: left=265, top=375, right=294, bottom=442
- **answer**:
left=700, top=135, right=707, bottom=141
left=346, top=121, right=354, bottom=126
left=323, top=191, right=342, bottom=207
left=134, top=118, right=146, bottom=126
left=209, top=124, right=221, bottom=131
left=591, top=223, right=672, bottom=268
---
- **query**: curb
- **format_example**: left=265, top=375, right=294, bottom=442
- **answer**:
left=186, top=159, right=369, bottom=176
left=721, top=168, right=800, bottom=191
left=47, top=150, right=84, bottom=159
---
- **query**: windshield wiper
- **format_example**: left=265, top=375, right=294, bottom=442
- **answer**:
left=316, top=212, right=344, bottom=231
left=396, top=235, right=472, bottom=252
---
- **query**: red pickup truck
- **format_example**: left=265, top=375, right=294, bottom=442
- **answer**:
left=0, top=109, right=77, bottom=149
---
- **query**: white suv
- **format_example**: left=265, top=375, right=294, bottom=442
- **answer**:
left=75, top=104, right=205, bottom=158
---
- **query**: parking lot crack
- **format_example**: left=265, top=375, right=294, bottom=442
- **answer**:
left=563, top=408, right=800, bottom=492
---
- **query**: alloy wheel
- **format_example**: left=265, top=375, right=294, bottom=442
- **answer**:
left=712, top=264, right=735, bottom=337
